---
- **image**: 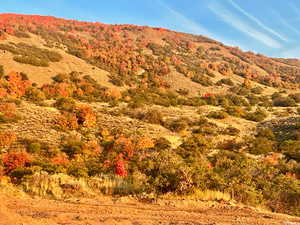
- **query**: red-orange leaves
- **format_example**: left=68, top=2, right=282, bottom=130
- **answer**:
left=2, top=152, right=31, bottom=174
left=76, top=104, right=96, bottom=128
left=0, top=72, right=32, bottom=98
left=55, top=112, right=79, bottom=130
left=114, top=160, right=127, bottom=177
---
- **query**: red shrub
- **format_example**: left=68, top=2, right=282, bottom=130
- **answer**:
left=2, top=152, right=31, bottom=174
left=51, top=155, right=69, bottom=166
left=114, top=160, right=127, bottom=177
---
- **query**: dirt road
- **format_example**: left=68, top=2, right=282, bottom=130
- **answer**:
left=0, top=195, right=299, bottom=225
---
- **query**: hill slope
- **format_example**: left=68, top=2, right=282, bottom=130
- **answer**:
left=0, top=13, right=299, bottom=221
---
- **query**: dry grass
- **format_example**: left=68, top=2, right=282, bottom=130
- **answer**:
left=88, top=175, right=136, bottom=195
left=0, top=34, right=113, bottom=87
left=162, top=189, right=231, bottom=202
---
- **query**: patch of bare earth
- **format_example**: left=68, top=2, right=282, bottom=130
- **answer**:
left=0, top=194, right=299, bottom=225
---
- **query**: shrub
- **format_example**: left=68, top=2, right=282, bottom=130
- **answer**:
left=247, top=137, right=274, bottom=155
left=13, top=55, right=49, bottom=67
left=222, top=126, right=241, bottom=136
left=136, top=137, right=155, bottom=150
left=256, top=128, right=275, bottom=140
left=114, top=160, right=128, bottom=177
left=216, top=78, right=234, bottom=86
left=251, top=87, right=263, bottom=95
left=53, top=97, right=76, bottom=111
left=67, top=162, right=88, bottom=178
left=14, top=31, right=30, bottom=38
left=273, top=97, right=296, bottom=107
left=2, top=152, right=31, bottom=174
left=9, top=167, right=34, bottom=182
left=207, top=111, right=228, bottom=119
left=179, top=135, right=211, bottom=158
left=52, top=73, right=70, bottom=83
left=225, top=106, right=246, bottom=118
left=192, top=75, right=213, bottom=86
left=75, top=104, right=97, bottom=127
left=25, top=87, right=46, bottom=102
left=245, top=108, right=268, bottom=122
left=137, top=109, right=163, bottom=125
left=0, top=102, right=20, bottom=123
left=2, top=43, right=62, bottom=67
left=55, top=112, right=79, bottom=130
left=164, top=119, right=188, bottom=132
left=61, top=137, right=84, bottom=158
left=27, top=142, right=42, bottom=154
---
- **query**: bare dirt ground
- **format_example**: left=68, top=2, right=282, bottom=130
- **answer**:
left=0, top=194, right=300, bottom=225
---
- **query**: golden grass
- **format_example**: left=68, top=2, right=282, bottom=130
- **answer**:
left=162, top=189, right=231, bottom=202
left=88, top=175, right=135, bottom=195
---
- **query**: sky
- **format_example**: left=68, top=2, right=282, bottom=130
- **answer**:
left=1, top=0, right=300, bottom=58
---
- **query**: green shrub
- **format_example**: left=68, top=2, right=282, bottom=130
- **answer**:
left=53, top=97, right=76, bottom=112
left=61, top=137, right=84, bottom=158
left=25, top=87, right=46, bottom=102
left=137, top=109, right=163, bottom=125
left=207, top=111, right=228, bottom=119
left=192, top=74, right=213, bottom=86
left=216, top=78, right=234, bottom=86
left=245, top=108, right=268, bottom=122
left=164, top=119, right=188, bottom=132
left=14, top=31, right=30, bottom=38
left=13, top=55, right=49, bottom=67
left=273, top=97, right=296, bottom=107
left=67, top=162, right=88, bottom=178
left=247, top=137, right=274, bottom=155
left=225, top=106, right=246, bottom=118
left=251, top=87, right=263, bottom=95
left=27, top=142, right=42, bottom=154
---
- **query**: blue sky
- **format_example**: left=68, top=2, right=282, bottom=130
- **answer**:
left=1, top=0, right=300, bottom=58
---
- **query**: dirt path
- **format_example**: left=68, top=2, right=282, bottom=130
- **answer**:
left=1, top=195, right=300, bottom=225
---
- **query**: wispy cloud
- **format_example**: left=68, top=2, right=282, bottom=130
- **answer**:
left=227, top=0, right=288, bottom=42
left=156, top=0, right=216, bottom=38
left=208, top=1, right=282, bottom=48
left=271, top=10, right=300, bottom=37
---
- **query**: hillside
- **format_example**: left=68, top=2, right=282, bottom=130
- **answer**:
left=0, top=13, right=299, bottom=223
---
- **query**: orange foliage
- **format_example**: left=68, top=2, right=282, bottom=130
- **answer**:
left=0, top=71, right=31, bottom=98
left=82, top=140, right=102, bottom=155
left=2, top=152, right=31, bottom=174
left=76, top=104, right=96, bottom=128
left=0, top=131, right=17, bottom=147
left=104, top=88, right=122, bottom=100
left=136, top=136, right=154, bottom=150
left=55, top=112, right=79, bottom=130
left=115, top=136, right=134, bottom=158
left=51, top=155, right=69, bottom=166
